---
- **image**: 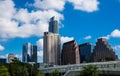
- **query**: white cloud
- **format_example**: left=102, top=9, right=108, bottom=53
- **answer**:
left=84, top=35, right=92, bottom=40
left=113, top=45, right=120, bottom=51
left=111, top=29, right=120, bottom=38
left=61, top=36, right=74, bottom=44
left=67, top=0, right=99, bottom=12
left=37, top=51, right=43, bottom=57
left=0, top=44, right=5, bottom=51
left=0, top=0, right=63, bottom=39
left=33, top=0, right=66, bottom=11
left=101, top=29, right=120, bottom=40
left=100, top=35, right=110, bottom=40
left=36, top=38, right=43, bottom=62
left=0, top=54, right=8, bottom=58
left=36, top=38, right=43, bottom=50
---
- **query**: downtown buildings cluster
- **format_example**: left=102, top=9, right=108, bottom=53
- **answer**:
left=0, top=17, right=118, bottom=67
left=43, top=17, right=118, bottom=66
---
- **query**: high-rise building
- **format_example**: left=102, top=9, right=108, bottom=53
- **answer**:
left=22, top=43, right=37, bottom=63
left=43, top=32, right=61, bottom=65
left=91, top=38, right=118, bottom=62
left=49, top=16, right=58, bottom=34
left=8, top=53, right=15, bottom=63
left=79, top=42, right=91, bottom=63
left=61, top=40, right=80, bottom=65
left=0, top=58, right=6, bottom=64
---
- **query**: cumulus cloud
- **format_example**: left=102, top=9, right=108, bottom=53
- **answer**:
left=113, top=45, right=120, bottom=51
left=0, top=54, right=8, bottom=58
left=61, top=36, right=74, bottom=44
left=33, top=0, right=66, bottom=11
left=111, top=29, right=120, bottom=38
left=36, top=38, right=43, bottom=50
left=0, top=45, right=5, bottom=51
left=37, top=51, right=43, bottom=57
left=0, top=0, right=63, bottom=39
left=84, top=35, right=92, bottom=40
left=101, top=29, right=120, bottom=39
left=67, top=0, right=99, bottom=12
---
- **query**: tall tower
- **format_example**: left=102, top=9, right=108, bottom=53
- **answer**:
left=49, top=16, right=58, bottom=34
left=43, top=17, right=61, bottom=65
left=44, top=32, right=60, bottom=65
left=22, top=43, right=37, bottom=63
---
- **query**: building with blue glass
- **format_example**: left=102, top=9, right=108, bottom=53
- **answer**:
left=49, top=16, right=58, bottom=34
left=22, top=43, right=37, bottom=63
left=79, top=42, right=91, bottom=63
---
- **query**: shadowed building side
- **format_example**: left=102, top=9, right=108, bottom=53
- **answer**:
left=61, top=40, right=80, bottom=65
left=91, top=38, right=118, bottom=62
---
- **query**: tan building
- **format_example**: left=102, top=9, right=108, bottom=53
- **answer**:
left=8, top=53, right=16, bottom=63
left=91, top=38, right=118, bottom=62
left=61, top=40, right=80, bottom=65
left=43, top=32, right=61, bottom=65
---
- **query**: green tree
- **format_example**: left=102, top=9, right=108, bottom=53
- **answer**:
left=37, top=71, right=45, bottom=76
left=0, top=65, right=10, bottom=76
left=80, top=65, right=99, bottom=76
left=50, top=69, right=59, bottom=76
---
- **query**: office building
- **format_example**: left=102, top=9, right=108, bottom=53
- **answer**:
left=0, top=58, right=6, bottom=64
left=43, top=32, right=61, bottom=65
left=79, top=42, right=91, bottom=63
left=22, top=43, right=37, bottom=63
left=61, top=40, right=80, bottom=65
left=49, top=16, right=58, bottom=34
left=8, top=53, right=16, bottom=63
left=91, top=38, right=118, bottom=62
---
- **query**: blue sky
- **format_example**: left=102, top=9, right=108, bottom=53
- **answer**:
left=0, top=0, right=120, bottom=62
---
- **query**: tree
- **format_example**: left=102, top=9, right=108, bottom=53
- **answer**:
left=37, top=71, right=45, bottom=76
left=0, top=65, right=10, bottom=76
left=50, top=69, right=59, bottom=76
left=80, top=65, right=99, bottom=76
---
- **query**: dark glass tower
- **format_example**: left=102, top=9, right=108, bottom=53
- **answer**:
left=79, top=42, right=91, bottom=63
left=49, top=16, right=58, bottom=34
left=22, top=43, right=37, bottom=63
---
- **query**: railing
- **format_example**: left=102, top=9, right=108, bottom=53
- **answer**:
left=38, top=61, right=120, bottom=73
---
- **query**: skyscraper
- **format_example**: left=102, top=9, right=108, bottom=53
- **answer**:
left=79, top=42, right=91, bottom=63
left=43, top=17, right=61, bottom=65
left=61, top=40, right=80, bottom=65
left=91, top=38, right=118, bottom=62
left=49, top=16, right=58, bottom=34
left=22, top=43, right=37, bottom=63
left=43, top=32, right=60, bottom=65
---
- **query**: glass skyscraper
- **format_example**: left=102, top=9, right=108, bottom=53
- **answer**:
left=49, top=16, right=58, bottom=34
left=22, top=43, right=37, bottom=63
left=79, top=42, right=91, bottom=63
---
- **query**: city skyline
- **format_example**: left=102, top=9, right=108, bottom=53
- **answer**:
left=0, top=0, right=120, bottom=62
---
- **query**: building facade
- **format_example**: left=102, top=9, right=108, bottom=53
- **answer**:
left=0, top=58, right=6, bottom=64
left=49, top=16, right=58, bottom=34
left=22, top=43, right=37, bottom=63
left=43, top=32, right=61, bottom=65
left=91, top=38, right=118, bottom=62
left=43, top=17, right=61, bottom=65
left=61, top=40, right=80, bottom=65
left=79, top=42, right=91, bottom=63
left=8, top=53, right=16, bottom=63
